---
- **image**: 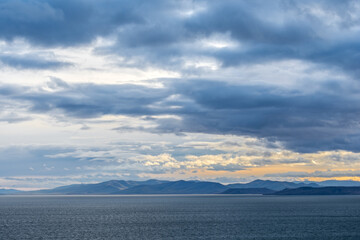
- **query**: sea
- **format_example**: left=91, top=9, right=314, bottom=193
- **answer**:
left=0, top=195, right=359, bottom=240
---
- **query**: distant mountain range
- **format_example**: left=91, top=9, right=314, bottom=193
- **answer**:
left=117, top=180, right=227, bottom=194
left=2, top=179, right=360, bottom=195
left=311, top=180, right=360, bottom=187
left=32, top=179, right=170, bottom=195
left=227, top=179, right=319, bottom=191
left=0, top=189, right=22, bottom=194
left=272, top=187, right=360, bottom=195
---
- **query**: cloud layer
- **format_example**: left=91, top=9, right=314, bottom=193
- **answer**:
left=0, top=0, right=359, bottom=72
left=1, top=0, right=360, bottom=188
left=1, top=78, right=360, bottom=152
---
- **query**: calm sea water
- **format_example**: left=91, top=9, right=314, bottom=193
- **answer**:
left=0, top=195, right=360, bottom=240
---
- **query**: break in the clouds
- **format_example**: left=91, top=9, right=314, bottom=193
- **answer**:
left=0, top=0, right=360, bottom=189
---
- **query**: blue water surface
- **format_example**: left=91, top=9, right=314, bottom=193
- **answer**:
left=0, top=195, right=360, bottom=239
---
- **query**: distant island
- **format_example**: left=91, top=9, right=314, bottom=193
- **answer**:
left=272, top=186, right=360, bottom=195
left=222, top=188, right=276, bottom=194
left=1, top=179, right=360, bottom=195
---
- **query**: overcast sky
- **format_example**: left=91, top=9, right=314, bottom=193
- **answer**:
left=1, top=0, right=360, bottom=189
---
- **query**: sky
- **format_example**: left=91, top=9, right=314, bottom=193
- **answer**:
left=1, top=0, right=360, bottom=190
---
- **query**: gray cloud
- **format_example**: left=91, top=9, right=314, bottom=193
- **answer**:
left=0, top=0, right=145, bottom=46
left=164, top=80, right=360, bottom=152
left=207, top=164, right=246, bottom=172
left=7, top=81, right=170, bottom=118
left=0, top=0, right=358, bottom=75
left=0, top=0, right=359, bottom=153
left=100, top=0, right=360, bottom=75
left=0, top=113, right=31, bottom=123
left=0, top=0, right=189, bottom=48
left=265, top=170, right=360, bottom=178
left=3, top=0, right=360, bottom=188
left=1, top=78, right=360, bottom=152
left=0, top=54, right=72, bottom=69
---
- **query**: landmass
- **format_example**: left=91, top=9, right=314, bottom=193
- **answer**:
left=1, top=179, right=360, bottom=195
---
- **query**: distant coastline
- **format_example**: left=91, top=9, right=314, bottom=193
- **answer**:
left=2, top=179, right=360, bottom=196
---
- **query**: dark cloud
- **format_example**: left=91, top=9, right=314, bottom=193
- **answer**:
left=185, top=1, right=316, bottom=45
left=2, top=78, right=360, bottom=152
left=264, top=170, right=360, bottom=178
left=47, top=77, right=70, bottom=89
left=1, top=0, right=360, bottom=153
left=0, top=0, right=186, bottom=47
left=1, top=0, right=358, bottom=74
left=97, top=0, right=359, bottom=75
left=0, top=54, right=72, bottom=69
left=0, top=0, right=146, bottom=46
left=0, top=81, right=169, bottom=118
left=0, top=114, right=31, bottom=123
left=164, top=80, right=360, bottom=152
